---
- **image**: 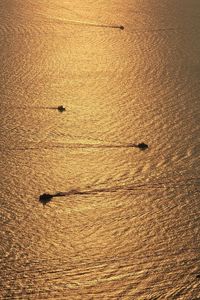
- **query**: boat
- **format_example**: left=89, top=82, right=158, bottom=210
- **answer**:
left=39, top=193, right=53, bottom=205
left=137, top=142, right=148, bottom=150
left=57, top=105, right=66, bottom=112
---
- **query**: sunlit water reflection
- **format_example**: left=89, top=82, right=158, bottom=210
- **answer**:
left=0, top=0, right=200, bottom=299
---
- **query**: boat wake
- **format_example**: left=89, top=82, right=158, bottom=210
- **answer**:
left=1, top=142, right=148, bottom=152
left=39, top=177, right=200, bottom=205
left=11, top=106, right=66, bottom=111
left=54, top=17, right=124, bottom=30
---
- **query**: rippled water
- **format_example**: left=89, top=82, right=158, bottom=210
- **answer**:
left=1, top=0, right=200, bottom=299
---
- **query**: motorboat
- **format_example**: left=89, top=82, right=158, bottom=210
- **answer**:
left=137, top=142, right=148, bottom=150
left=57, top=105, right=66, bottom=112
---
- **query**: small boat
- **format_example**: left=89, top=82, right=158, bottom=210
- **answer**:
left=39, top=193, right=53, bottom=205
left=137, top=142, right=148, bottom=150
left=119, top=25, right=124, bottom=30
left=57, top=105, right=66, bottom=112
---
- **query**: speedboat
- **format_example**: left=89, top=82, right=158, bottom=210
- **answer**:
left=57, top=105, right=66, bottom=112
left=137, top=142, right=148, bottom=150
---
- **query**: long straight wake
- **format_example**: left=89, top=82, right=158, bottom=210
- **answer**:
left=0, top=143, right=140, bottom=152
left=54, top=17, right=124, bottom=30
left=39, top=178, right=200, bottom=205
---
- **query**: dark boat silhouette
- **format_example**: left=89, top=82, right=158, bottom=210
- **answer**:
left=57, top=105, right=66, bottom=112
left=39, top=193, right=53, bottom=205
left=137, top=142, right=148, bottom=150
left=120, top=25, right=124, bottom=30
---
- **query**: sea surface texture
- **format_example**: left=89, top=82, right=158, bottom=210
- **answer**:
left=0, top=0, right=200, bottom=299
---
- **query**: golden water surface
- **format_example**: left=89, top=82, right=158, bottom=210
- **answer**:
left=0, top=0, right=200, bottom=299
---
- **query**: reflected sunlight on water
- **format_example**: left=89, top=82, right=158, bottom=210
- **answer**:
left=0, top=0, right=200, bottom=299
